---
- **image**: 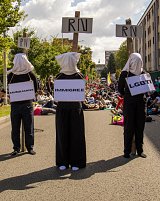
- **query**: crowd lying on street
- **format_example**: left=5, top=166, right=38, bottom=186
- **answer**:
left=1, top=77, right=160, bottom=121
left=1, top=52, right=160, bottom=164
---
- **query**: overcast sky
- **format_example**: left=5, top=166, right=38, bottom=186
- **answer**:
left=17, top=0, right=151, bottom=64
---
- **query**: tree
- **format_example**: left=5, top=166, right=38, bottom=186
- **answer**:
left=9, top=28, right=97, bottom=82
left=101, top=67, right=107, bottom=78
left=0, top=0, right=26, bottom=92
left=115, top=41, right=128, bottom=70
left=107, top=53, right=116, bottom=74
left=0, top=0, right=25, bottom=34
left=78, top=46, right=96, bottom=80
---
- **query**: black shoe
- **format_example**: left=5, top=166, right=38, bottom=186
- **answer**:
left=123, top=154, right=130, bottom=158
left=138, top=153, right=147, bottom=158
left=28, top=150, right=36, bottom=155
left=10, top=150, right=20, bottom=156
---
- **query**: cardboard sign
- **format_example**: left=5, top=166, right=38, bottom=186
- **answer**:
left=116, top=24, right=143, bottom=38
left=54, top=80, right=85, bottom=101
left=18, top=37, right=30, bottom=49
left=62, top=17, right=93, bottom=33
left=126, top=73, right=155, bottom=96
left=9, top=81, right=35, bottom=102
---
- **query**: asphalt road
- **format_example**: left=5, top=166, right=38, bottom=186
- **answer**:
left=0, top=111, right=160, bottom=201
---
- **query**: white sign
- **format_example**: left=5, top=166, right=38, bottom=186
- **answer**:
left=62, top=17, right=93, bottom=33
left=116, top=24, right=143, bottom=38
left=18, top=37, right=30, bottom=49
left=8, top=81, right=35, bottom=102
left=54, top=80, right=85, bottom=101
left=126, top=73, right=155, bottom=96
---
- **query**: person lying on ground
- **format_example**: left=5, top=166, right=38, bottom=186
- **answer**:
left=34, top=104, right=56, bottom=115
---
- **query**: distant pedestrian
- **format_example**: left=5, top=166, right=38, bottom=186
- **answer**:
left=55, top=52, right=86, bottom=171
left=8, top=53, right=38, bottom=156
left=118, top=53, right=147, bottom=158
left=46, top=75, right=54, bottom=96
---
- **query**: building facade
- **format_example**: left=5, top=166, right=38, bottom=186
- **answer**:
left=95, top=64, right=106, bottom=75
left=133, top=0, right=160, bottom=72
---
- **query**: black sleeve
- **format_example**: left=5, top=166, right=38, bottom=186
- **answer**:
left=29, top=72, right=38, bottom=93
left=7, top=73, right=13, bottom=84
left=118, top=71, right=128, bottom=96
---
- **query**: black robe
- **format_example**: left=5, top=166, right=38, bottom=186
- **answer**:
left=55, top=72, right=86, bottom=168
left=118, top=71, right=145, bottom=155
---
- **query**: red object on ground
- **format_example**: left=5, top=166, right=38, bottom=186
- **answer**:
left=116, top=96, right=124, bottom=110
left=34, top=106, right=42, bottom=115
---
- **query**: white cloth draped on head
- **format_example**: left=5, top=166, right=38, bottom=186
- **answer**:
left=55, top=52, right=81, bottom=75
left=122, top=53, right=143, bottom=75
left=7, top=53, right=34, bottom=75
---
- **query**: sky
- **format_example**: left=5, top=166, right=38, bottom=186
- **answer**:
left=15, top=0, right=151, bottom=64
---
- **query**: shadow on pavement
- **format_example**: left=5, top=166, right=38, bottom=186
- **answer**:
left=0, top=155, right=134, bottom=192
left=0, top=152, right=27, bottom=162
left=145, top=117, right=160, bottom=153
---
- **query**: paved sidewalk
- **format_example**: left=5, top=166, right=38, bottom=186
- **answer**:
left=0, top=115, right=10, bottom=125
left=0, top=111, right=160, bottom=201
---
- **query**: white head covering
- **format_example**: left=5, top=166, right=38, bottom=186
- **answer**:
left=122, top=53, right=143, bottom=75
left=55, top=52, right=81, bottom=75
left=7, top=53, right=34, bottom=75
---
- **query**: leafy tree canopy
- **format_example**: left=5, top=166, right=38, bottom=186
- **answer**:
left=0, top=0, right=25, bottom=34
left=107, top=53, right=116, bottom=74
left=101, top=67, right=107, bottom=78
left=78, top=46, right=96, bottom=79
left=7, top=27, right=97, bottom=82
left=115, top=41, right=128, bottom=70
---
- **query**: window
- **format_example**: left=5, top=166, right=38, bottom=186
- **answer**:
left=145, top=56, right=147, bottom=63
left=148, top=26, right=151, bottom=34
left=152, top=22, right=154, bottom=31
left=157, top=0, right=159, bottom=9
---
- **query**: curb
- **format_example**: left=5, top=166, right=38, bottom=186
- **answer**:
left=0, top=115, right=10, bottom=125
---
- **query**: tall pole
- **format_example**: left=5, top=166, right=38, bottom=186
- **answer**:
left=21, top=31, right=28, bottom=152
left=23, top=31, right=28, bottom=56
left=3, top=31, right=8, bottom=105
left=126, top=18, right=133, bottom=56
left=72, top=11, right=80, bottom=52
left=126, top=18, right=135, bottom=154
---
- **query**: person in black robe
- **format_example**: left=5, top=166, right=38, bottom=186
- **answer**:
left=118, top=53, right=147, bottom=158
left=55, top=52, right=86, bottom=171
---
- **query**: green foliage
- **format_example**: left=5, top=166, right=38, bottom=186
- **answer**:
left=29, top=37, right=72, bottom=80
left=7, top=27, right=97, bottom=82
left=78, top=46, right=96, bottom=80
left=0, top=105, right=11, bottom=117
left=115, top=69, right=122, bottom=80
left=0, top=51, right=3, bottom=74
left=0, top=37, right=14, bottom=73
left=0, top=36, right=14, bottom=51
left=101, top=67, right=107, bottom=78
left=0, top=0, right=25, bottom=34
left=115, top=41, right=128, bottom=70
left=107, top=53, right=116, bottom=74
left=9, top=29, right=73, bottom=80
left=0, top=0, right=25, bottom=79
